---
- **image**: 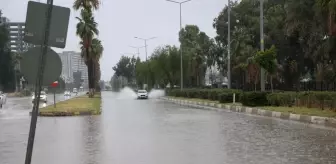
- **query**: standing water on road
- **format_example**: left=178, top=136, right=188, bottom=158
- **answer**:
left=116, top=87, right=137, bottom=99
left=116, top=87, right=165, bottom=99
left=1, top=92, right=336, bottom=164
left=148, top=89, right=165, bottom=98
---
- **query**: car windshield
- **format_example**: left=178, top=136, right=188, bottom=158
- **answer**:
left=138, top=90, right=147, bottom=93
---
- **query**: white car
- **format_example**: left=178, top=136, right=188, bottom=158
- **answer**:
left=137, top=90, right=148, bottom=99
left=32, top=91, right=48, bottom=103
left=0, top=91, right=6, bottom=108
left=64, top=91, right=71, bottom=96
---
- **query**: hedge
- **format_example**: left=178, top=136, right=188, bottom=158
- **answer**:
left=166, top=89, right=336, bottom=110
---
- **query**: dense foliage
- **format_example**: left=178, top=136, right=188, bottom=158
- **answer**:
left=0, top=10, right=16, bottom=92
left=112, top=0, right=336, bottom=92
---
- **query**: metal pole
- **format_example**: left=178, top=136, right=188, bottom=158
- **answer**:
left=180, top=3, right=183, bottom=90
left=137, top=48, right=140, bottom=58
left=24, top=0, right=54, bottom=164
left=145, top=40, right=148, bottom=61
left=227, top=0, right=231, bottom=89
left=53, top=88, right=56, bottom=108
left=145, top=40, right=149, bottom=89
left=260, top=0, right=265, bottom=91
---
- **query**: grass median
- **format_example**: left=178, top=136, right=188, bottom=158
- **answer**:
left=39, top=93, right=102, bottom=117
left=168, top=96, right=336, bottom=118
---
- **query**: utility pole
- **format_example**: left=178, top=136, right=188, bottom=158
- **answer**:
left=260, top=0, right=265, bottom=91
left=227, top=0, right=231, bottom=89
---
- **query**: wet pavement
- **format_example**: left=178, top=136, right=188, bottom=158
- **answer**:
left=0, top=93, right=80, bottom=120
left=1, top=91, right=336, bottom=164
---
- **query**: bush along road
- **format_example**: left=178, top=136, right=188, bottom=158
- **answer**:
left=165, top=89, right=336, bottom=128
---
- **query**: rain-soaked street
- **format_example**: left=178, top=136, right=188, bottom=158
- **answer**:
left=1, top=90, right=336, bottom=164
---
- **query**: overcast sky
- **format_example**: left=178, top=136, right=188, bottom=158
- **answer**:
left=2, top=0, right=227, bottom=81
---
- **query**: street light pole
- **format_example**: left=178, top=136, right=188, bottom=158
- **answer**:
left=134, top=36, right=157, bottom=89
left=129, top=45, right=145, bottom=59
left=260, top=0, right=265, bottom=91
left=227, top=0, right=231, bottom=89
left=166, top=0, right=192, bottom=90
left=134, top=37, right=156, bottom=61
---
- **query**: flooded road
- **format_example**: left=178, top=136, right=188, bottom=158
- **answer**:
left=1, top=91, right=336, bottom=164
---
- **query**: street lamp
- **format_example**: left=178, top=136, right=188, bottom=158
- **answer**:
left=134, top=36, right=157, bottom=61
left=165, top=0, right=193, bottom=90
left=260, top=0, right=265, bottom=91
left=129, top=45, right=145, bottom=59
left=134, top=37, right=157, bottom=89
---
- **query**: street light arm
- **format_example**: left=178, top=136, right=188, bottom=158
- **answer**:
left=147, top=37, right=157, bottom=40
left=166, top=0, right=180, bottom=4
left=134, top=37, right=145, bottom=40
left=181, top=0, right=192, bottom=4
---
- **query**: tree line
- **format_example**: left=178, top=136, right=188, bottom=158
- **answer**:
left=0, top=10, right=21, bottom=92
left=112, top=0, right=336, bottom=91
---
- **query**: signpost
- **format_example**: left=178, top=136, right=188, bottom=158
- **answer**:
left=51, top=81, right=58, bottom=108
left=23, top=1, right=70, bottom=164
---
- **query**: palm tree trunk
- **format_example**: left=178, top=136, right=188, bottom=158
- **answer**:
left=92, top=60, right=95, bottom=97
left=86, top=48, right=94, bottom=98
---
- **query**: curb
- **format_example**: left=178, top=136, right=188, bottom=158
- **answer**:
left=29, top=93, right=101, bottom=117
left=29, top=110, right=102, bottom=117
left=161, top=97, right=336, bottom=129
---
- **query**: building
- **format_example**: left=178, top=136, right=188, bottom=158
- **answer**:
left=58, top=51, right=88, bottom=88
left=71, top=52, right=88, bottom=87
left=58, top=51, right=74, bottom=83
left=7, top=22, right=34, bottom=53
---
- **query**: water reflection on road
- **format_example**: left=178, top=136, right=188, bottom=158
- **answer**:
left=0, top=94, right=71, bottom=120
left=1, top=91, right=336, bottom=164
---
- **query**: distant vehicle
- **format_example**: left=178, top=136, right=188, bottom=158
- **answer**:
left=31, top=91, right=47, bottom=103
left=137, top=90, right=148, bottom=99
left=64, top=91, right=71, bottom=96
left=73, top=88, right=78, bottom=93
left=0, top=91, right=7, bottom=108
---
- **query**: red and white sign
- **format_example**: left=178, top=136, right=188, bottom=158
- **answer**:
left=51, top=81, right=59, bottom=87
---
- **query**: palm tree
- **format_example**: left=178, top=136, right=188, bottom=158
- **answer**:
left=90, top=38, right=103, bottom=89
left=76, top=9, right=98, bottom=97
left=73, top=0, right=100, bottom=11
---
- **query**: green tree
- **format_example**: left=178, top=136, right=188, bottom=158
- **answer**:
left=254, top=45, right=277, bottom=92
left=0, top=14, right=15, bottom=92
left=113, top=55, right=137, bottom=84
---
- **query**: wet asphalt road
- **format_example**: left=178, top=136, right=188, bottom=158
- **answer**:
left=1, top=91, right=336, bottom=164
left=0, top=93, right=71, bottom=119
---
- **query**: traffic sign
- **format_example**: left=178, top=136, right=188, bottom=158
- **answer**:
left=51, top=81, right=58, bottom=87
left=20, top=46, right=62, bottom=85
left=23, top=1, right=70, bottom=48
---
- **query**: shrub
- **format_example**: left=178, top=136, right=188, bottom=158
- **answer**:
left=266, top=92, right=297, bottom=107
left=241, top=92, right=269, bottom=107
left=219, top=91, right=241, bottom=104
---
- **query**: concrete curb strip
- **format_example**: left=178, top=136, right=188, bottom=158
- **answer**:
left=162, top=97, right=336, bottom=128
